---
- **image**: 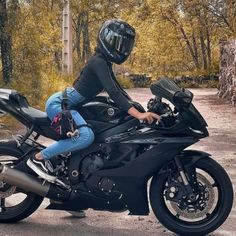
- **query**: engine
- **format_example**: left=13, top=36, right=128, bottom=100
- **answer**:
left=80, top=150, right=107, bottom=179
left=80, top=144, right=139, bottom=180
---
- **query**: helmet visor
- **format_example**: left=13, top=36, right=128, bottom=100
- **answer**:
left=104, top=29, right=134, bottom=56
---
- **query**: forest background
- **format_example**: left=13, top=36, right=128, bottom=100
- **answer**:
left=0, top=0, right=235, bottom=108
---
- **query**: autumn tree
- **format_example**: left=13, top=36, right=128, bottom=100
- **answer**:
left=199, top=0, right=236, bottom=37
left=0, top=0, right=234, bottom=107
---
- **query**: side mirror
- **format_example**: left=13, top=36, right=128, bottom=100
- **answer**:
left=173, top=89, right=193, bottom=107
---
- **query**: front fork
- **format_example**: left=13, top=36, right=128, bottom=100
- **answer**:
left=174, top=156, right=196, bottom=201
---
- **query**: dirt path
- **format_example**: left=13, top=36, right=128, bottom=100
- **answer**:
left=0, top=88, right=235, bottom=236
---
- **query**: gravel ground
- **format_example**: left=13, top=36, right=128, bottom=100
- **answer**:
left=0, top=88, right=235, bottom=236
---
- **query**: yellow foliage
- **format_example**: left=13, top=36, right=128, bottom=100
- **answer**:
left=0, top=0, right=235, bottom=107
left=116, top=75, right=133, bottom=89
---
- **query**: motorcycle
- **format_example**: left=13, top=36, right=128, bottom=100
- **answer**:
left=0, top=78, right=233, bottom=235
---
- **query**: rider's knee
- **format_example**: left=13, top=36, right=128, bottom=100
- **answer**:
left=80, top=127, right=95, bottom=147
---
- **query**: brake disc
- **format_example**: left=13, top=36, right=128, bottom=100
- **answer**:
left=170, top=173, right=215, bottom=219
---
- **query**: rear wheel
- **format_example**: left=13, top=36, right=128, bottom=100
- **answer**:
left=0, top=141, right=43, bottom=223
left=150, top=157, right=233, bottom=235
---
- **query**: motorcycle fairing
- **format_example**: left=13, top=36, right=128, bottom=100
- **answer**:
left=47, top=137, right=198, bottom=215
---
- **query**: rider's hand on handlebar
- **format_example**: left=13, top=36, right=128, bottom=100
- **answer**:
left=137, top=112, right=161, bottom=124
left=128, top=107, right=161, bottom=124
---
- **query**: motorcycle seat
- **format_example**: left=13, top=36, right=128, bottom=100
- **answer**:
left=21, top=106, right=50, bottom=125
left=5, top=92, right=51, bottom=125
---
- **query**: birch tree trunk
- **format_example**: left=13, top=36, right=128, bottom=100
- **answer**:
left=218, top=40, right=236, bottom=104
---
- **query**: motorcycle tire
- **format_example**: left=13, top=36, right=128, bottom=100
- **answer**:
left=0, top=141, right=44, bottom=223
left=150, top=157, right=233, bottom=236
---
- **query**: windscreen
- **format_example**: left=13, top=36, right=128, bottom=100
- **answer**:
left=150, top=78, right=208, bottom=130
left=150, top=78, right=181, bottom=103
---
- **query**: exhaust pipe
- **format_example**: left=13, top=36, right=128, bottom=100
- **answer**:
left=0, top=164, right=50, bottom=196
left=0, top=164, right=69, bottom=201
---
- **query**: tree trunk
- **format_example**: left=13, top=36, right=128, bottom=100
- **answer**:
left=192, top=30, right=199, bottom=68
left=54, top=51, right=61, bottom=71
left=10, top=0, right=19, bottom=10
left=75, top=12, right=83, bottom=61
left=200, top=30, right=208, bottom=70
left=82, top=11, right=91, bottom=63
left=206, top=27, right=212, bottom=68
left=179, top=26, right=200, bottom=69
left=218, top=40, right=236, bottom=104
left=0, top=0, right=13, bottom=84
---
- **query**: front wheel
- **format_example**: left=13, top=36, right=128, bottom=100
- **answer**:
left=150, top=157, right=233, bottom=236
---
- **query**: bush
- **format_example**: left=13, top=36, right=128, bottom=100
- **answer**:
left=129, top=74, right=152, bottom=87
left=172, top=75, right=219, bottom=88
left=116, top=75, right=134, bottom=89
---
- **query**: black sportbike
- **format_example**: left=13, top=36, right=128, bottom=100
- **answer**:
left=0, top=78, right=233, bottom=235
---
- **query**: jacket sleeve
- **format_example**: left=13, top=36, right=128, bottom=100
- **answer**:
left=94, top=58, right=133, bottom=112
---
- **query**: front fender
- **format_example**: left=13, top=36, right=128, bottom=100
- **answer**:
left=157, top=149, right=211, bottom=176
left=180, top=149, right=211, bottom=165
left=181, top=149, right=211, bottom=157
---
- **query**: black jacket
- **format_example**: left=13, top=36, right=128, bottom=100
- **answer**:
left=73, top=52, right=133, bottom=112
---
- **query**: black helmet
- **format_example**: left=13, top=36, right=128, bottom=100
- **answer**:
left=97, top=19, right=135, bottom=64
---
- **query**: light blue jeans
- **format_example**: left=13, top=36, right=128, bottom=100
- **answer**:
left=41, top=87, right=95, bottom=160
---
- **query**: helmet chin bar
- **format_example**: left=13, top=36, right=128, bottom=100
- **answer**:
left=98, top=35, right=114, bottom=59
left=114, top=54, right=129, bottom=65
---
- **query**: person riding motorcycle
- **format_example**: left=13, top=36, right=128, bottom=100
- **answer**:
left=27, top=19, right=160, bottom=182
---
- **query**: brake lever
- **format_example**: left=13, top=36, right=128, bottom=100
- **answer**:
left=158, top=119, right=165, bottom=127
